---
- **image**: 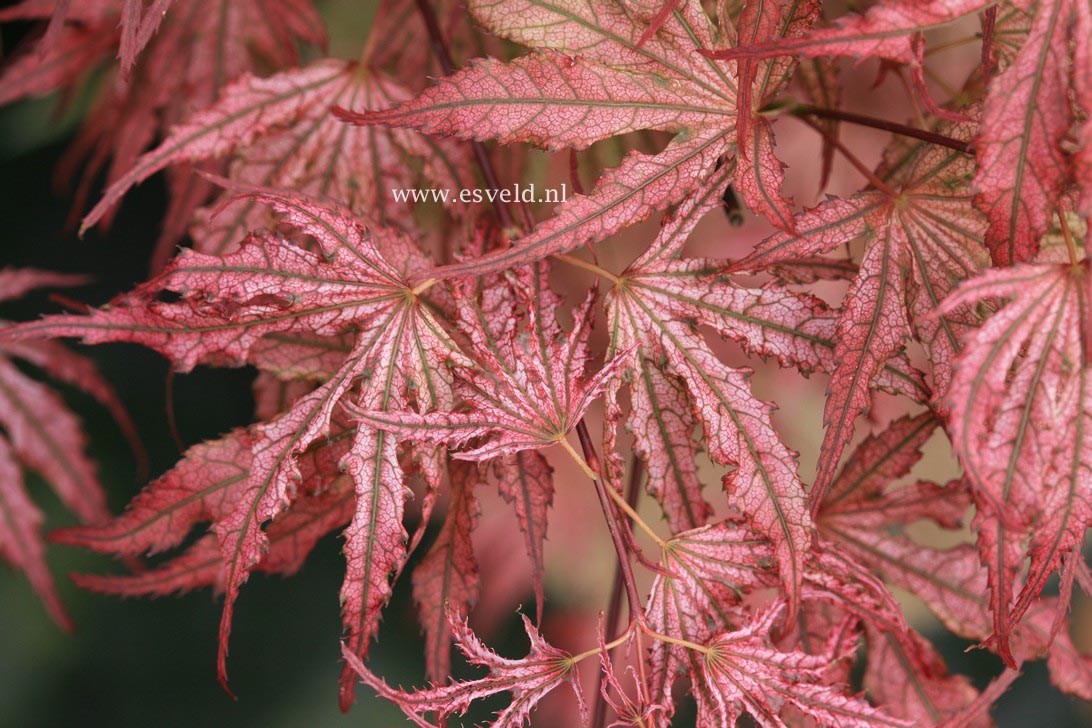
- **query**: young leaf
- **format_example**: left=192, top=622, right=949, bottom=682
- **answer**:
left=337, top=0, right=819, bottom=281
left=694, top=603, right=909, bottom=727
left=351, top=264, right=624, bottom=463
left=413, top=459, right=482, bottom=683
left=939, top=259, right=1091, bottom=661
left=342, top=609, right=587, bottom=728
left=732, top=122, right=986, bottom=510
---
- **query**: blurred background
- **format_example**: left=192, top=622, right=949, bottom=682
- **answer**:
left=0, top=1, right=1090, bottom=726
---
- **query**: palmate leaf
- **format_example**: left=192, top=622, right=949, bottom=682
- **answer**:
left=0, top=269, right=138, bottom=630
left=489, top=450, right=553, bottom=623
left=413, top=459, right=482, bottom=683
left=713, top=0, right=1092, bottom=267
left=938, top=257, right=1091, bottom=662
left=644, top=517, right=915, bottom=724
left=336, top=0, right=823, bottom=282
left=973, top=0, right=1089, bottom=266
left=731, top=121, right=988, bottom=511
left=861, top=623, right=984, bottom=727
left=350, top=263, right=625, bottom=462
left=695, top=603, right=910, bottom=728
left=708, top=0, right=993, bottom=64
left=607, top=164, right=928, bottom=614
left=68, top=482, right=356, bottom=598
left=77, top=58, right=473, bottom=256
left=342, top=608, right=587, bottom=728
left=10, top=193, right=463, bottom=701
left=816, top=409, right=1092, bottom=699
left=810, top=413, right=1000, bottom=724
left=0, top=0, right=326, bottom=251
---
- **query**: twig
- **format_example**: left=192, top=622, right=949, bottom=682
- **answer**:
left=792, top=104, right=972, bottom=154
left=591, top=458, right=644, bottom=728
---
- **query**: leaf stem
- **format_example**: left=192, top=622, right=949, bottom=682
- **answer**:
left=795, top=116, right=900, bottom=198
left=1059, top=211, right=1080, bottom=266
left=572, top=420, right=653, bottom=702
left=792, top=104, right=972, bottom=154
left=555, top=253, right=621, bottom=284
left=562, top=433, right=666, bottom=548
left=566, top=421, right=647, bottom=616
left=410, top=278, right=437, bottom=296
left=924, top=34, right=982, bottom=56
left=639, top=623, right=713, bottom=655
left=569, top=629, right=634, bottom=665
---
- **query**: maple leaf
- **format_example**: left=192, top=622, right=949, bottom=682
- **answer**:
left=349, top=263, right=625, bottom=463
left=69, top=474, right=356, bottom=598
left=413, top=459, right=482, bottom=683
left=596, top=620, right=667, bottom=728
left=708, top=0, right=993, bottom=65
left=711, top=0, right=1092, bottom=266
left=341, top=608, right=587, bottom=728
left=731, top=122, right=987, bottom=511
left=644, top=519, right=771, bottom=719
left=816, top=407, right=1092, bottom=698
left=0, top=0, right=326, bottom=252
left=607, top=164, right=928, bottom=612
left=937, top=256, right=1091, bottom=662
left=9, top=193, right=463, bottom=702
left=694, top=603, right=909, bottom=727
left=335, top=0, right=826, bottom=281
left=0, top=268, right=138, bottom=630
left=76, top=57, right=473, bottom=262
left=732, top=0, right=820, bottom=232
left=973, top=0, right=1090, bottom=266
left=489, top=450, right=554, bottom=623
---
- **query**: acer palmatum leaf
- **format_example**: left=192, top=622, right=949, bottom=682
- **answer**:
left=489, top=451, right=553, bottom=623
left=973, top=0, right=1092, bottom=266
left=938, top=258, right=1091, bottom=662
left=733, top=0, right=819, bottom=232
left=79, top=60, right=472, bottom=252
left=413, top=459, right=482, bottom=683
left=694, top=602, right=909, bottom=727
left=336, top=0, right=823, bottom=282
left=0, top=268, right=140, bottom=629
left=817, top=412, right=1092, bottom=698
left=71, top=476, right=355, bottom=598
left=710, top=0, right=992, bottom=64
left=0, top=0, right=325, bottom=251
left=341, top=608, right=587, bottom=728
left=0, top=435, right=70, bottom=629
left=862, top=623, right=983, bottom=727
left=10, top=194, right=465, bottom=699
left=12, top=193, right=425, bottom=370
left=645, top=520, right=772, bottom=719
left=596, top=622, right=667, bottom=728
left=350, top=264, right=625, bottom=462
left=712, top=0, right=1091, bottom=267
left=732, top=121, right=986, bottom=511
left=52, top=429, right=254, bottom=558
left=609, top=164, right=926, bottom=618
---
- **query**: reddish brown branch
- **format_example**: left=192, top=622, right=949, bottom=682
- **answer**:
left=591, top=456, right=644, bottom=728
left=575, top=420, right=645, bottom=624
left=793, top=104, right=972, bottom=154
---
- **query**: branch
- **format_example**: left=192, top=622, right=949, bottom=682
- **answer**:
left=591, top=457, right=644, bottom=728
left=792, top=104, right=973, bottom=154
